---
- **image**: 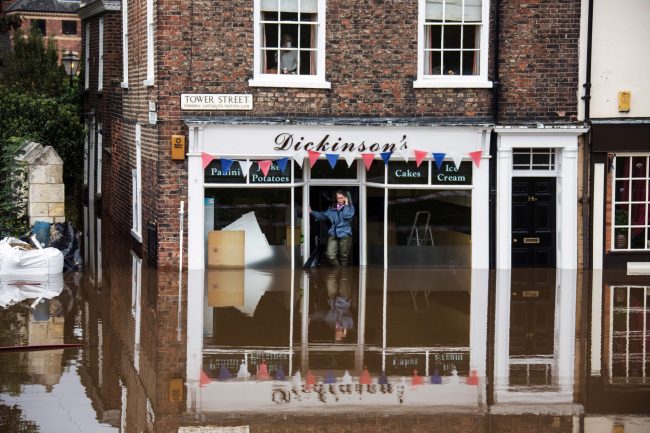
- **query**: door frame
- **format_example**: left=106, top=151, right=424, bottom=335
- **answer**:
left=495, top=128, right=587, bottom=270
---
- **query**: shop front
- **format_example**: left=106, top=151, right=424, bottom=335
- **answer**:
left=185, top=120, right=491, bottom=271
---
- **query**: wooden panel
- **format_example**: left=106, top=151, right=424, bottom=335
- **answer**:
left=207, top=269, right=244, bottom=307
left=207, top=230, right=245, bottom=268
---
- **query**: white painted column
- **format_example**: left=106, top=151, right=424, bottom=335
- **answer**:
left=590, top=269, right=603, bottom=376
left=592, top=164, right=605, bottom=269
left=496, top=144, right=513, bottom=269
left=186, top=269, right=204, bottom=412
left=471, top=153, right=490, bottom=269
left=493, top=269, right=511, bottom=394
left=188, top=126, right=205, bottom=270
left=469, top=268, right=489, bottom=377
left=560, top=147, right=579, bottom=269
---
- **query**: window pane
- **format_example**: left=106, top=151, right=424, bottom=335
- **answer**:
left=464, top=0, right=482, bottom=21
left=310, top=160, right=357, bottom=179
left=300, top=11, right=317, bottom=22
left=615, top=228, right=628, bottom=249
left=426, top=24, right=442, bottom=49
left=615, top=156, right=630, bottom=178
left=280, top=11, right=298, bottom=21
left=442, top=51, right=461, bottom=75
left=366, top=161, right=385, bottom=183
left=445, top=0, right=462, bottom=22
left=387, top=189, right=471, bottom=267
left=631, top=227, right=645, bottom=249
left=615, top=180, right=630, bottom=202
left=443, top=25, right=461, bottom=49
left=463, top=25, right=479, bottom=49
left=615, top=204, right=629, bottom=226
left=430, top=50, right=442, bottom=75
left=631, top=203, right=646, bottom=225
left=632, top=180, right=646, bottom=202
left=366, top=187, right=385, bottom=267
left=632, top=157, right=647, bottom=178
left=62, top=20, right=77, bottom=35
left=462, top=51, right=478, bottom=75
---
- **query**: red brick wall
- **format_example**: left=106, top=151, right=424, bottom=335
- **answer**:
left=498, top=0, right=581, bottom=122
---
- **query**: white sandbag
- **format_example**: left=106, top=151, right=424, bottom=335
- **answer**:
left=0, top=238, right=64, bottom=275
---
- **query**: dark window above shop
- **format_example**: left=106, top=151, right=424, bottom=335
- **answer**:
left=62, top=20, right=77, bottom=35
left=31, top=19, right=46, bottom=36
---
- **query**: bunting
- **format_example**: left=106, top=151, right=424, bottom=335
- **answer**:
left=220, top=158, right=234, bottom=173
left=343, top=151, right=357, bottom=168
left=308, top=150, right=320, bottom=168
left=432, top=153, right=446, bottom=170
left=258, top=160, right=272, bottom=177
left=451, top=153, right=463, bottom=170
left=414, top=150, right=428, bottom=167
left=468, top=150, right=483, bottom=167
left=276, top=157, right=289, bottom=173
left=238, top=160, right=253, bottom=177
left=380, top=151, right=393, bottom=165
left=201, top=152, right=215, bottom=170
left=397, top=146, right=410, bottom=163
left=293, top=149, right=306, bottom=169
left=361, top=153, right=375, bottom=170
left=326, top=153, right=339, bottom=169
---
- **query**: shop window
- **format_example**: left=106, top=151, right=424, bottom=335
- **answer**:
left=415, top=0, right=491, bottom=88
left=387, top=189, right=471, bottom=267
left=612, top=155, right=650, bottom=251
left=62, top=20, right=77, bottom=35
left=205, top=188, right=302, bottom=268
left=311, top=159, right=357, bottom=179
left=251, top=0, right=329, bottom=88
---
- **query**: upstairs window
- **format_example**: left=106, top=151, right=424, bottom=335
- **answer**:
left=250, top=0, right=329, bottom=88
left=62, top=20, right=77, bottom=35
left=612, top=155, right=650, bottom=251
left=31, top=19, right=46, bottom=36
left=415, top=0, right=491, bottom=88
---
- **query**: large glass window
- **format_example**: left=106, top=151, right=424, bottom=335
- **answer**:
left=613, top=155, right=650, bottom=251
left=416, top=0, right=489, bottom=87
left=387, top=189, right=471, bottom=267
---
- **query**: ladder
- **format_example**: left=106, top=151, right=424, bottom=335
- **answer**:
left=407, top=211, right=434, bottom=246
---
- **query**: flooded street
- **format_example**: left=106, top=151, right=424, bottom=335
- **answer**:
left=1, top=231, right=649, bottom=432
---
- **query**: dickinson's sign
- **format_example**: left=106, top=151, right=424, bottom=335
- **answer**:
left=181, top=94, right=253, bottom=110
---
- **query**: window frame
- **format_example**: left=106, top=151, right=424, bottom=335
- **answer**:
left=121, top=0, right=129, bottom=88
left=98, top=17, right=104, bottom=91
left=611, top=154, right=650, bottom=252
left=62, top=20, right=77, bottom=35
left=249, top=0, right=330, bottom=89
left=143, top=0, right=154, bottom=86
left=414, top=0, right=492, bottom=88
left=84, top=22, right=90, bottom=90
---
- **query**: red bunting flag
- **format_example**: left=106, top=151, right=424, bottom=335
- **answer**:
left=200, top=371, right=211, bottom=387
left=361, top=153, right=375, bottom=170
left=360, top=367, right=372, bottom=385
left=258, top=160, right=272, bottom=177
left=412, top=369, right=423, bottom=386
left=469, top=150, right=483, bottom=167
left=414, top=150, right=428, bottom=167
left=308, top=150, right=321, bottom=168
left=201, top=152, right=215, bottom=170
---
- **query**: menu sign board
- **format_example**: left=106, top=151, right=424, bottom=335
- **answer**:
left=431, top=161, right=472, bottom=185
left=204, top=161, right=291, bottom=184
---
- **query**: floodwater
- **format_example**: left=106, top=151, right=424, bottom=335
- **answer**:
left=1, top=230, right=650, bottom=432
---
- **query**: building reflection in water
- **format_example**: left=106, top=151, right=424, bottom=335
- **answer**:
left=187, top=266, right=489, bottom=412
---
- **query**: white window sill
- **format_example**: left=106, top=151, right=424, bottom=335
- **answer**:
left=143, top=79, right=154, bottom=87
left=121, top=82, right=129, bottom=89
left=131, top=229, right=142, bottom=243
left=413, top=78, right=493, bottom=89
left=249, top=77, right=331, bottom=89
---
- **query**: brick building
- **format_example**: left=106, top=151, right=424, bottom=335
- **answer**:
left=80, top=0, right=587, bottom=271
left=3, top=0, right=81, bottom=60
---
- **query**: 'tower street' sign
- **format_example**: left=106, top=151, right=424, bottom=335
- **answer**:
left=181, top=94, right=253, bottom=110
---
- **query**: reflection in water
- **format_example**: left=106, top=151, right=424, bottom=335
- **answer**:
left=2, top=231, right=650, bottom=431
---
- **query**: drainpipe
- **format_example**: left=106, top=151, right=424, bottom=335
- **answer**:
left=488, top=0, right=501, bottom=269
left=581, top=0, right=594, bottom=269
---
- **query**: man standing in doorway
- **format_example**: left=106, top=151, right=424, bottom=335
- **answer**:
left=309, top=190, right=355, bottom=266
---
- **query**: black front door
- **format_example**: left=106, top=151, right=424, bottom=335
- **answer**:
left=511, top=177, right=556, bottom=267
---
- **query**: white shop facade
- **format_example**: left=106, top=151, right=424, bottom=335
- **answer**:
left=184, top=121, right=491, bottom=271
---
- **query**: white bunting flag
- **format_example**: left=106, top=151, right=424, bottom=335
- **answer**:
left=451, top=153, right=464, bottom=170
left=293, top=150, right=306, bottom=169
left=343, top=151, right=357, bottom=168
left=397, top=146, right=411, bottom=163
left=238, top=160, right=253, bottom=177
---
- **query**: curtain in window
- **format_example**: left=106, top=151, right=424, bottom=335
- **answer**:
left=261, top=0, right=318, bottom=13
left=472, top=28, right=480, bottom=74
left=425, top=0, right=481, bottom=22
left=310, top=27, right=316, bottom=74
left=262, top=29, right=268, bottom=73
left=424, top=26, right=433, bottom=74
left=631, top=157, right=647, bottom=226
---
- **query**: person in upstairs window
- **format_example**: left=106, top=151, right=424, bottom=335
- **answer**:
left=309, top=190, right=355, bottom=266
left=275, top=34, right=298, bottom=74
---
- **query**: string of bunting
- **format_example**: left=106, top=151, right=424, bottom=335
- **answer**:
left=201, top=149, right=483, bottom=178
